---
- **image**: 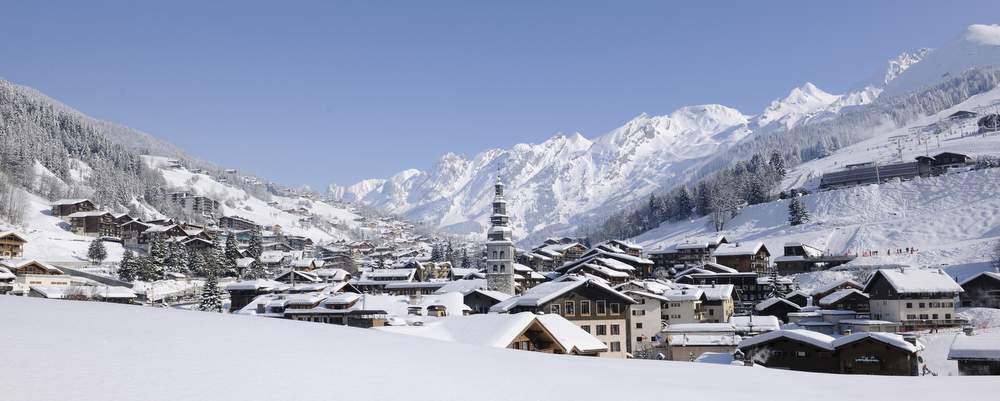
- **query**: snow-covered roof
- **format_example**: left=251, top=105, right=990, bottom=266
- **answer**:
left=754, top=297, right=801, bottom=312
left=0, top=266, right=14, bottom=280
left=0, top=231, right=28, bottom=242
left=50, top=198, right=91, bottom=206
left=66, top=210, right=112, bottom=218
left=30, top=285, right=136, bottom=299
left=535, top=313, right=608, bottom=353
left=730, top=315, right=781, bottom=332
left=664, top=323, right=736, bottom=334
left=712, top=242, right=765, bottom=257
left=702, top=262, right=738, bottom=273
left=959, top=271, right=1000, bottom=286
left=948, top=333, right=1000, bottom=361
left=662, top=288, right=704, bottom=302
left=490, top=279, right=634, bottom=312
left=818, top=289, right=868, bottom=306
left=831, top=332, right=922, bottom=353
left=811, top=279, right=862, bottom=295
left=225, top=279, right=281, bottom=291
left=669, top=334, right=742, bottom=347
left=865, top=268, right=963, bottom=294
left=738, top=329, right=836, bottom=351
left=697, top=284, right=734, bottom=301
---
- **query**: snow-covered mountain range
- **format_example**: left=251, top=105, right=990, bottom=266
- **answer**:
left=330, top=24, right=1000, bottom=244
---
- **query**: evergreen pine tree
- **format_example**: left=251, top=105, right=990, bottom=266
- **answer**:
left=149, top=234, right=168, bottom=272
left=118, top=249, right=137, bottom=282
left=222, top=234, right=240, bottom=277
left=87, top=238, right=107, bottom=265
left=430, top=244, right=442, bottom=262
left=675, top=186, right=693, bottom=220
left=136, top=255, right=161, bottom=282
left=788, top=196, right=810, bottom=226
left=198, top=272, right=223, bottom=313
left=246, top=226, right=263, bottom=260
left=166, top=241, right=188, bottom=275
left=188, top=251, right=207, bottom=277
left=769, top=151, right=786, bottom=179
left=460, top=248, right=470, bottom=269
left=245, top=259, right=267, bottom=280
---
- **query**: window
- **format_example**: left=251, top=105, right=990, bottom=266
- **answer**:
left=596, top=300, right=607, bottom=315
left=550, top=304, right=561, bottom=315
left=932, top=314, right=939, bottom=320
left=581, top=325, right=591, bottom=333
left=492, top=251, right=497, bottom=258
left=580, top=301, right=591, bottom=315
left=636, top=336, right=643, bottom=342
left=610, top=342, right=621, bottom=352
left=636, top=322, right=643, bottom=329
left=596, top=325, right=607, bottom=335
left=906, top=302, right=913, bottom=308
left=610, top=324, right=620, bottom=335
left=500, top=265, right=506, bottom=273
left=919, top=314, right=929, bottom=319
left=492, top=264, right=498, bottom=272
left=708, top=309, right=714, bottom=316
left=565, top=301, right=575, bottom=316
left=918, top=302, right=926, bottom=308
left=946, top=313, right=952, bottom=319
left=796, top=351, right=807, bottom=358
left=610, top=303, right=620, bottom=315
left=906, top=314, right=917, bottom=320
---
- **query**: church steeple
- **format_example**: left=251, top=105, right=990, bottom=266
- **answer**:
left=486, top=173, right=515, bottom=295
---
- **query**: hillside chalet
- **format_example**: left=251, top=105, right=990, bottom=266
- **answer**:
left=712, top=242, right=770, bottom=275
left=0, top=231, right=27, bottom=259
left=959, top=271, right=1000, bottom=308
left=647, top=235, right=728, bottom=271
left=50, top=199, right=96, bottom=217
left=864, top=268, right=965, bottom=330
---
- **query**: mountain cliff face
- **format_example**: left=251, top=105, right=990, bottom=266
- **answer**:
left=330, top=24, right=1000, bottom=244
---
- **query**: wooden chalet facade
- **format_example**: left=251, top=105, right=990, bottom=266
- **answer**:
left=712, top=242, right=770, bottom=275
left=864, top=269, right=965, bottom=330
left=738, top=330, right=921, bottom=375
left=51, top=199, right=96, bottom=217
left=67, top=211, right=118, bottom=237
left=490, top=279, right=637, bottom=358
left=959, top=271, right=1000, bottom=308
left=0, top=231, right=27, bottom=259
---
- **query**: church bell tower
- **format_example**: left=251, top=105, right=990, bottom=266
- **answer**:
left=486, top=174, right=516, bottom=295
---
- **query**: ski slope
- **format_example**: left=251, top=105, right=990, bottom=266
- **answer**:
left=636, top=168, right=1000, bottom=284
left=1, top=296, right=996, bottom=401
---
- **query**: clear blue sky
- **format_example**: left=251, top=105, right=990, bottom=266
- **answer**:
left=1, top=1, right=997, bottom=189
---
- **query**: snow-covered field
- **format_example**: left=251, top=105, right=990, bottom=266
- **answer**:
left=637, top=168, right=1000, bottom=282
left=0, top=192, right=126, bottom=263
left=146, top=155, right=361, bottom=243
left=1, top=296, right=997, bottom=401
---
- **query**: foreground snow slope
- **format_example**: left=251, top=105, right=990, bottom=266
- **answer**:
left=0, top=297, right=995, bottom=401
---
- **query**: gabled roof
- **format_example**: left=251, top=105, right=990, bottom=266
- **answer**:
left=811, top=278, right=862, bottom=295
left=0, top=231, right=28, bottom=242
left=66, top=210, right=112, bottom=218
left=959, top=271, right=1000, bottom=286
left=864, top=268, right=963, bottom=294
left=948, top=333, right=1000, bottom=361
left=818, top=288, right=868, bottom=306
left=50, top=198, right=92, bottom=206
left=738, top=329, right=836, bottom=351
left=755, top=297, right=802, bottom=312
left=490, top=278, right=635, bottom=312
left=713, top=242, right=766, bottom=257
left=831, top=332, right=922, bottom=353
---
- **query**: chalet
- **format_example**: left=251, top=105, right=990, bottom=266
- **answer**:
left=864, top=268, right=965, bottom=330
left=241, top=292, right=469, bottom=328
left=218, top=215, right=260, bottom=232
left=352, top=268, right=418, bottom=293
left=434, top=280, right=512, bottom=314
left=1, top=259, right=64, bottom=276
left=698, top=284, right=736, bottom=323
left=291, top=258, right=319, bottom=271
left=647, top=235, right=728, bottom=271
left=738, top=330, right=922, bottom=375
left=0, top=266, right=15, bottom=294
left=0, top=231, right=28, bottom=259
left=948, top=331, right=1000, bottom=375
left=285, top=235, right=313, bottom=251
left=738, top=330, right=839, bottom=373
left=140, top=224, right=189, bottom=243
left=831, top=332, right=923, bottom=375
left=226, top=279, right=283, bottom=312
left=661, top=288, right=707, bottom=324
left=959, top=271, right=1000, bottom=308
left=600, top=240, right=643, bottom=258
left=784, top=290, right=811, bottom=308
left=755, top=297, right=802, bottom=322
left=490, top=278, right=637, bottom=358
left=665, top=331, right=742, bottom=362
left=67, top=211, right=118, bottom=237
left=712, top=242, right=769, bottom=274
left=50, top=199, right=96, bottom=218
left=181, top=237, right=214, bottom=252
left=119, top=219, right=151, bottom=245
left=774, top=242, right=854, bottom=274
left=811, top=279, right=864, bottom=304
left=262, top=242, right=294, bottom=252
left=679, top=272, right=793, bottom=311
left=375, top=313, right=607, bottom=356
left=817, top=289, right=870, bottom=313
left=313, top=268, right=352, bottom=283
left=260, top=251, right=293, bottom=269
